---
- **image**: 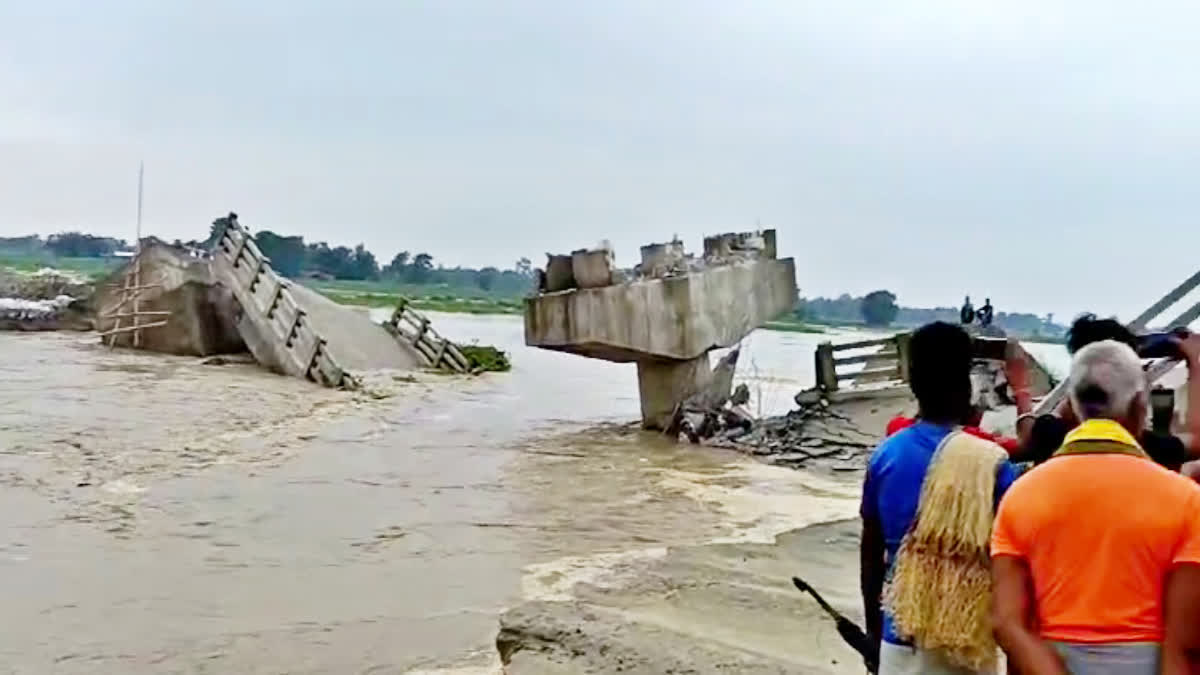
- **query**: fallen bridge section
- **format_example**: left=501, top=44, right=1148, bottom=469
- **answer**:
left=210, top=216, right=422, bottom=388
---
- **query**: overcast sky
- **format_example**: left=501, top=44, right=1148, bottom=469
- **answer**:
left=1, top=1, right=1198, bottom=322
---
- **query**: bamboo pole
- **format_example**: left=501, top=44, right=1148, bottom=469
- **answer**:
left=102, top=311, right=171, bottom=319
left=97, top=320, right=168, bottom=338
left=133, top=162, right=144, bottom=348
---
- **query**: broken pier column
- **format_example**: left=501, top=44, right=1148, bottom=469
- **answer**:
left=636, top=356, right=714, bottom=430
left=525, top=230, right=797, bottom=430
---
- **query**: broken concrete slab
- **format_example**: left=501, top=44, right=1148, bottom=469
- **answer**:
left=526, top=256, right=796, bottom=363
left=208, top=215, right=422, bottom=387
left=92, top=240, right=245, bottom=356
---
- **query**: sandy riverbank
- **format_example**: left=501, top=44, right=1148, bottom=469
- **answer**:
left=492, top=395, right=915, bottom=674
left=499, top=518, right=866, bottom=674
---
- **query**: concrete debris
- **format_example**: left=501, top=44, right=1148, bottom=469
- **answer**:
left=0, top=295, right=75, bottom=314
left=637, top=238, right=688, bottom=279
left=710, top=404, right=878, bottom=471
left=703, top=230, right=775, bottom=264
left=571, top=244, right=615, bottom=289
left=0, top=295, right=92, bottom=331
left=0, top=267, right=94, bottom=301
left=687, top=388, right=912, bottom=473
left=667, top=348, right=752, bottom=441
left=535, top=229, right=780, bottom=293
left=543, top=253, right=575, bottom=293
left=92, top=239, right=245, bottom=356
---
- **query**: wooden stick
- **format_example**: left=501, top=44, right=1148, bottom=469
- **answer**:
left=108, top=265, right=129, bottom=349
left=104, top=283, right=164, bottom=291
left=97, top=320, right=168, bottom=338
left=133, top=246, right=141, bottom=348
left=101, top=311, right=171, bottom=319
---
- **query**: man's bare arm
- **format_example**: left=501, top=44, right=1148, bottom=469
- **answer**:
left=860, top=515, right=885, bottom=650
left=992, top=555, right=1066, bottom=675
left=1163, top=563, right=1200, bottom=674
left=1176, top=335, right=1200, bottom=458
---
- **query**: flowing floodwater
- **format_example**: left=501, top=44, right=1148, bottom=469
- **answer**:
left=0, top=316, right=1070, bottom=673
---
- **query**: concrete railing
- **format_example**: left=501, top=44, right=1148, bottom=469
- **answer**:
left=814, top=334, right=911, bottom=393
left=383, top=300, right=470, bottom=373
left=210, top=221, right=356, bottom=389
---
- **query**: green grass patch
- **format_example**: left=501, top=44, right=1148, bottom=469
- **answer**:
left=762, top=319, right=826, bottom=334
left=0, top=254, right=120, bottom=279
left=458, top=344, right=512, bottom=372
left=315, top=286, right=523, bottom=316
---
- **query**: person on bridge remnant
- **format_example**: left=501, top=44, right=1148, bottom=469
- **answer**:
left=861, top=322, right=1019, bottom=674
left=978, top=299, right=994, bottom=327
left=992, top=339, right=1200, bottom=674
left=960, top=296, right=976, bottom=325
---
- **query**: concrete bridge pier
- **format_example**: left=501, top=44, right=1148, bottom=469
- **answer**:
left=636, top=356, right=713, bottom=430
left=524, top=230, right=797, bottom=430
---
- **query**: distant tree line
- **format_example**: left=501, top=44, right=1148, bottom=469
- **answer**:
left=195, top=222, right=536, bottom=294
left=0, top=231, right=1066, bottom=333
left=795, top=292, right=1067, bottom=337
left=2, top=226, right=538, bottom=296
left=0, top=233, right=130, bottom=258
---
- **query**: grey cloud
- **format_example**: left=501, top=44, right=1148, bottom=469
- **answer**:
left=0, top=0, right=1198, bottom=320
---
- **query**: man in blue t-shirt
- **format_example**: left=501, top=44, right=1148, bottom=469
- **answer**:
left=860, top=322, right=1020, bottom=674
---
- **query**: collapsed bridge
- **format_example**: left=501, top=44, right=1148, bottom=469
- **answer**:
left=92, top=214, right=469, bottom=387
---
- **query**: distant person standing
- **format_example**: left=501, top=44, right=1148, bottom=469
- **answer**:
left=960, top=296, right=976, bottom=325
left=978, top=299, right=994, bottom=327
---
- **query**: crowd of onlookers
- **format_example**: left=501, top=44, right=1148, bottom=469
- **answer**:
left=860, top=315, right=1200, bottom=674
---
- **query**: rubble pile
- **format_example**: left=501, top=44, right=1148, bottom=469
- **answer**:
left=0, top=295, right=76, bottom=317
left=0, top=295, right=92, bottom=331
left=664, top=344, right=891, bottom=472
left=0, top=268, right=95, bottom=331
left=707, top=401, right=881, bottom=472
left=0, top=268, right=94, bottom=299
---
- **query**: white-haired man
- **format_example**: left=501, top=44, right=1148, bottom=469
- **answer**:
left=991, top=340, right=1200, bottom=674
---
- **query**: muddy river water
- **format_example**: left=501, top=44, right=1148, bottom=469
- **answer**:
left=0, top=314, right=1071, bottom=673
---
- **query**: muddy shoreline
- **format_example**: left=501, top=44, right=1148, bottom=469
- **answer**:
left=498, top=519, right=866, bottom=674
left=492, top=394, right=916, bottom=674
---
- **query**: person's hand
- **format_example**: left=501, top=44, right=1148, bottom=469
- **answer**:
left=1004, top=339, right=1031, bottom=392
left=1173, top=333, right=1200, bottom=367
left=1182, top=460, right=1200, bottom=483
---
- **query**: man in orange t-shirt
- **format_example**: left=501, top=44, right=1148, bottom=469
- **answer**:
left=991, top=340, right=1200, bottom=674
